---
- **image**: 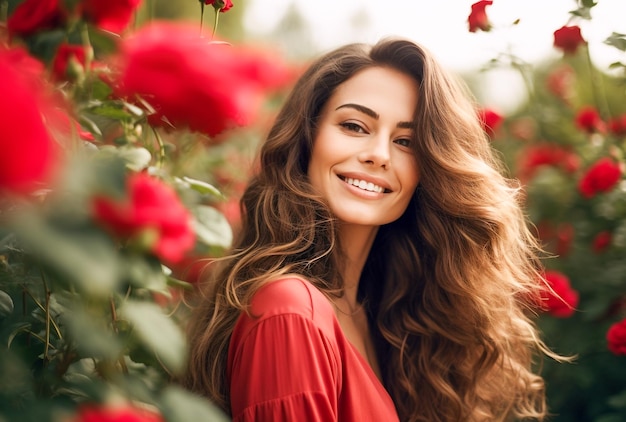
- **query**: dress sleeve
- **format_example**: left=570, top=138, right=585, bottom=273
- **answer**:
left=229, top=313, right=341, bottom=422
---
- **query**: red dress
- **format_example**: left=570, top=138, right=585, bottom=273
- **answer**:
left=227, top=277, right=400, bottom=422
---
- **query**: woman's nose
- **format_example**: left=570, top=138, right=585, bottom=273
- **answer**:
left=358, top=135, right=391, bottom=169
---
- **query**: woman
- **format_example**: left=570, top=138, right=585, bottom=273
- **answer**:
left=184, top=38, right=555, bottom=421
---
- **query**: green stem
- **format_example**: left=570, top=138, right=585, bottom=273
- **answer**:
left=200, top=2, right=205, bottom=34
left=41, top=271, right=51, bottom=364
left=212, top=7, right=220, bottom=39
left=151, top=126, right=166, bottom=168
left=584, top=45, right=611, bottom=120
left=80, top=23, right=94, bottom=101
left=1, top=1, right=8, bottom=23
left=24, top=286, right=63, bottom=339
left=109, top=297, right=129, bottom=374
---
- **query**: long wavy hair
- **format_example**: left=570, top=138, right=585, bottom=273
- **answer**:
left=184, top=38, right=555, bottom=421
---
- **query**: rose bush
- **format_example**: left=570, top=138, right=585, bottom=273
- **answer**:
left=469, top=0, right=626, bottom=419
left=0, top=1, right=295, bottom=421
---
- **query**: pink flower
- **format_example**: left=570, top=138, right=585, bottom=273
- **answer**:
left=468, top=1, right=493, bottom=33
left=553, top=25, right=586, bottom=55
left=477, top=107, right=503, bottom=138
left=80, top=0, right=142, bottom=34
left=204, top=0, right=233, bottom=12
left=592, top=231, right=612, bottom=253
left=0, top=47, right=58, bottom=194
left=7, top=0, right=67, bottom=37
left=114, top=22, right=294, bottom=139
left=76, top=404, right=164, bottom=422
left=578, top=157, right=622, bottom=198
left=607, top=318, right=626, bottom=356
left=93, top=173, right=196, bottom=263
left=540, top=271, right=579, bottom=318
left=575, top=106, right=606, bottom=134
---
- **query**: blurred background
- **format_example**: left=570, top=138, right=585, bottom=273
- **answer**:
left=144, top=0, right=626, bottom=112
left=2, top=0, right=626, bottom=421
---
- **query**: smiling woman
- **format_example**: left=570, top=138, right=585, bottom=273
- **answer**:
left=183, top=37, right=559, bottom=422
left=308, top=66, right=420, bottom=228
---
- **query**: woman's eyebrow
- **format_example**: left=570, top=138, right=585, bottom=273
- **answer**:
left=335, top=103, right=414, bottom=129
left=335, top=103, right=379, bottom=119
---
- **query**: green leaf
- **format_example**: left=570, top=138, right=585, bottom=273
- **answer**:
left=12, top=210, right=122, bottom=298
left=181, top=177, right=224, bottom=198
left=608, top=390, right=626, bottom=409
left=120, top=301, right=187, bottom=375
left=99, top=145, right=152, bottom=172
left=605, top=32, right=626, bottom=52
left=123, top=255, right=168, bottom=292
left=160, top=385, right=230, bottom=422
left=61, top=306, right=123, bottom=361
left=0, top=290, right=14, bottom=318
left=192, top=205, right=233, bottom=249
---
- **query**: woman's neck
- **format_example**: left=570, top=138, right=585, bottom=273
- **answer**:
left=338, top=224, right=379, bottom=307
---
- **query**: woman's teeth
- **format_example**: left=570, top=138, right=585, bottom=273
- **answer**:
left=344, top=177, right=384, bottom=193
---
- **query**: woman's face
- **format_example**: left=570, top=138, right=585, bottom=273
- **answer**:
left=308, top=66, right=420, bottom=227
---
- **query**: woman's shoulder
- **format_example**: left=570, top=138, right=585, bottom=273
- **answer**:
left=248, top=275, right=335, bottom=323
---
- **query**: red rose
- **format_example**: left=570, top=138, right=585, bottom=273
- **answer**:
left=93, top=173, right=196, bottom=263
left=115, top=22, right=293, bottom=138
left=556, top=223, right=574, bottom=257
left=0, top=47, right=58, bottom=194
left=52, top=43, right=89, bottom=82
left=608, top=114, right=626, bottom=136
left=80, top=0, right=142, bottom=34
left=607, top=318, right=626, bottom=356
left=575, top=106, right=606, bottom=134
left=546, top=64, right=575, bottom=103
left=553, top=25, right=586, bottom=55
left=517, top=143, right=580, bottom=181
left=76, top=404, right=164, bottom=422
left=204, top=0, right=233, bottom=12
left=578, top=157, right=622, bottom=198
left=7, top=0, right=66, bottom=37
left=540, top=270, right=579, bottom=318
left=477, top=107, right=503, bottom=138
left=468, top=0, right=493, bottom=33
left=592, top=231, right=612, bottom=253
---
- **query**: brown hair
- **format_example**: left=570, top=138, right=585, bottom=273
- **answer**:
left=184, top=38, right=553, bottom=421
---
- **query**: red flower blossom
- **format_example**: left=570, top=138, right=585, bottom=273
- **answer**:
left=80, top=0, right=142, bottom=34
left=52, top=43, right=89, bottom=82
left=204, top=0, right=233, bottom=12
left=93, top=173, right=196, bottom=263
left=517, top=143, right=580, bottom=182
left=0, top=47, right=58, bottom=194
left=607, top=318, right=626, bottom=356
left=540, top=270, right=579, bottom=318
left=76, top=404, right=164, bottom=422
left=608, top=114, right=626, bottom=136
left=556, top=223, right=574, bottom=257
left=114, top=22, right=293, bottom=138
left=553, top=25, right=586, bottom=55
left=477, top=107, right=503, bottom=138
left=592, top=230, right=612, bottom=253
left=546, top=64, right=575, bottom=103
left=7, top=0, right=67, bottom=37
left=575, top=106, right=606, bottom=134
left=578, top=157, right=622, bottom=198
left=468, top=1, right=493, bottom=33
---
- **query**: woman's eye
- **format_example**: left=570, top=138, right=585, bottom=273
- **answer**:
left=340, top=122, right=366, bottom=133
left=394, top=138, right=412, bottom=147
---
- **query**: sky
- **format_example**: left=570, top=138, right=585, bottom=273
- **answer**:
left=243, top=0, right=626, bottom=112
